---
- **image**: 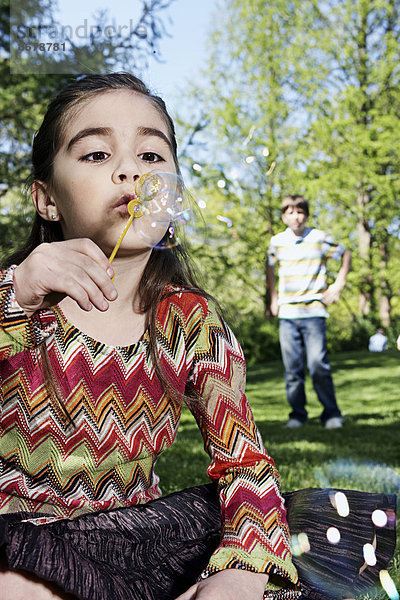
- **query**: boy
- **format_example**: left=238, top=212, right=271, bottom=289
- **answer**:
left=266, top=195, right=351, bottom=429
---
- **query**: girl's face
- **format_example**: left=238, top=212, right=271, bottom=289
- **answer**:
left=38, top=89, right=176, bottom=254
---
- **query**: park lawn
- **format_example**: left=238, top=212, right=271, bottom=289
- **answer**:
left=156, top=349, right=400, bottom=600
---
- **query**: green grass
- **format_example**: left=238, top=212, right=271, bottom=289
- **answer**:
left=156, top=349, right=400, bottom=599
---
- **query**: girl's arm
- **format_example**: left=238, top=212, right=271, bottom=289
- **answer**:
left=185, top=300, right=299, bottom=598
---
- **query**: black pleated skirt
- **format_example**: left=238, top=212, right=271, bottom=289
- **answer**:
left=0, top=485, right=396, bottom=600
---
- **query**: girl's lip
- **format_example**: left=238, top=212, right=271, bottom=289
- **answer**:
left=113, top=193, right=137, bottom=209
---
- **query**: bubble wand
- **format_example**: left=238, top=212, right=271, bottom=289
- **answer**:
left=108, top=173, right=166, bottom=278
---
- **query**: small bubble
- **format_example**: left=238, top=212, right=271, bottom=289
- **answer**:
left=262, top=146, right=270, bottom=157
left=363, top=543, right=377, bottom=566
left=326, top=527, right=341, bottom=544
left=192, top=163, right=202, bottom=172
left=245, top=155, right=256, bottom=164
left=331, top=491, right=350, bottom=517
left=372, top=509, right=388, bottom=528
left=217, top=179, right=226, bottom=188
left=291, top=532, right=311, bottom=556
left=379, top=570, right=399, bottom=600
left=216, top=215, right=232, bottom=228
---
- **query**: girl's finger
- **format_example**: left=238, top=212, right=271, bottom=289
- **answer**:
left=48, top=267, right=112, bottom=312
left=67, top=253, right=117, bottom=303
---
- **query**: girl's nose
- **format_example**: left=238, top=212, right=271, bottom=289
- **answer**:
left=114, top=172, right=140, bottom=183
left=111, top=157, right=141, bottom=184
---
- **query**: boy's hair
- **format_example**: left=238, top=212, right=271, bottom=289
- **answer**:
left=281, top=195, right=310, bottom=217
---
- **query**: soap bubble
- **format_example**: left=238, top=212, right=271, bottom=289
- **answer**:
left=291, top=532, right=310, bottom=556
left=363, top=543, right=377, bottom=566
left=329, top=491, right=350, bottom=517
left=371, top=509, right=388, bottom=528
left=326, top=526, right=341, bottom=544
left=379, top=570, right=399, bottom=600
left=128, top=171, right=204, bottom=250
left=313, top=459, right=400, bottom=495
left=216, top=215, right=233, bottom=228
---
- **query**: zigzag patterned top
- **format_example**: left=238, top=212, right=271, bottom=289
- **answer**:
left=0, top=266, right=297, bottom=585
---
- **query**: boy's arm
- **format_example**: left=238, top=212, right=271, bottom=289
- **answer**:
left=265, top=261, right=279, bottom=317
left=323, top=248, right=352, bottom=305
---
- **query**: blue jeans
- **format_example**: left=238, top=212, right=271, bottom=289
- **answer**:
left=279, top=317, right=342, bottom=424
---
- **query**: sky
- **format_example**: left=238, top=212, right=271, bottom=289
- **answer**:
left=55, top=0, right=216, bottom=108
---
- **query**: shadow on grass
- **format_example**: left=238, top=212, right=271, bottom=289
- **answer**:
left=256, top=418, right=399, bottom=495
left=329, top=350, right=400, bottom=370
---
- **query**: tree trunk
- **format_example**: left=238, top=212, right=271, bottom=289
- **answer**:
left=357, top=190, right=374, bottom=316
left=378, top=239, right=392, bottom=327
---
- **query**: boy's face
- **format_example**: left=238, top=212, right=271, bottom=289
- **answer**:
left=282, top=206, right=308, bottom=236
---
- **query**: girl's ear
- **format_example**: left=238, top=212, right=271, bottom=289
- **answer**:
left=281, top=212, right=288, bottom=226
left=31, top=181, right=60, bottom=222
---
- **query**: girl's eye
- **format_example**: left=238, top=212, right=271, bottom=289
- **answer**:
left=80, top=151, right=109, bottom=162
left=139, top=152, right=164, bottom=163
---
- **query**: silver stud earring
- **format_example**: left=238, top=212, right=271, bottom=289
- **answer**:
left=51, top=214, right=58, bottom=220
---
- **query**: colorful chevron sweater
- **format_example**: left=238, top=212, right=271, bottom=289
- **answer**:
left=0, top=266, right=297, bottom=583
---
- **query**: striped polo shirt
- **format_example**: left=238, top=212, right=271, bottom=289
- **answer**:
left=267, top=227, right=345, bottom=319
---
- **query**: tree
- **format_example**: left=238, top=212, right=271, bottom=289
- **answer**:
left=180, top=0, right=400, bottom=337
left=178, top=0, right=310, bottom=318
left=296, top=0, right=400, bottom=325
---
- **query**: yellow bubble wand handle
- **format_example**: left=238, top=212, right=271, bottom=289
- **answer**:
left=109, top=213, right=135, bottom=265
left=108, top=199, right=144, bottom=279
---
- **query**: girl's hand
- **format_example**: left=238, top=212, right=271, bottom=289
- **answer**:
left=13, top=239, right=117, bottom=317
left=174, top=569, right=269, bottom=600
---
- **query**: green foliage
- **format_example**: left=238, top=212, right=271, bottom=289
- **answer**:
left=295, top=0, right=400, bottom=316
left=0, top=190, right=35, bottom=263
left=326, top=314, right=376, bottom=353
left=180, top=0, right=400, bottom=329
left=235, top=314, right=281, bottom=365
left=228, top=306, right=397, bottom=364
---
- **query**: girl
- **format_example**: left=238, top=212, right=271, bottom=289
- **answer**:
left=0, top=73, right=395, bottom=600
left=0, top=72, right=299, bottom=600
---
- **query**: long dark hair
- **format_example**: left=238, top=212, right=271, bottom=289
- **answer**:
left=6, top=73, right=210, bottom=418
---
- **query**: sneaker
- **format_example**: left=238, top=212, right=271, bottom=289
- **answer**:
left=324, top=417, right=343, bottom=429
left=284, top=418, right=304, bottom=429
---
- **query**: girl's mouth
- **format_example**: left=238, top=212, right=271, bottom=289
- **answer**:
left=114, top=194, right=137, bottom=213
